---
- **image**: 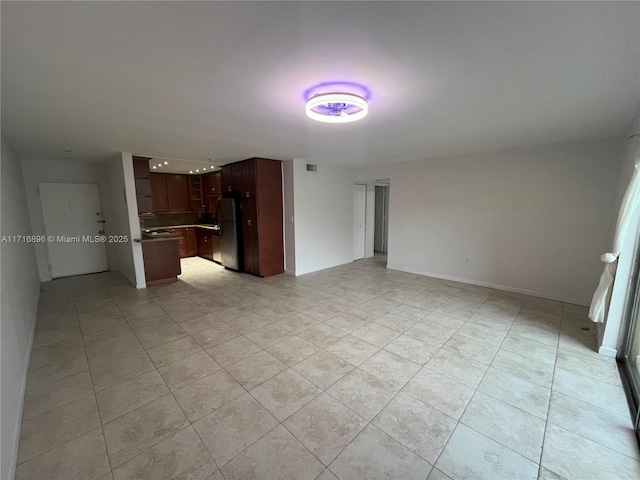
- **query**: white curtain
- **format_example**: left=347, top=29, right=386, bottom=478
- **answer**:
left=589, top=154, right=640, bottom=323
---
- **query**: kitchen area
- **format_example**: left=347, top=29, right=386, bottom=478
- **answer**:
left=133, top=156, right=284, bottom=286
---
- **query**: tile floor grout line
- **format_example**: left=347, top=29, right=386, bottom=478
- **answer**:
left=103, top=289, right=203, bottom=476
left=73, top=293, right=116, bottom=475
left=319, top=329, right=447, bottom=471
left=124, top=279, right=252, bottom=477
left=20, top=258, right=630, bottom=479
left=533, top=300, right=562, bottom=480
left=430, top=297, right=535, bottom=472
left=15, top=296, right=115, bottom=470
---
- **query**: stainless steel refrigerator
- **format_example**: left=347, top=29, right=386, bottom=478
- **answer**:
left=217, top=197, right=243, bottom=271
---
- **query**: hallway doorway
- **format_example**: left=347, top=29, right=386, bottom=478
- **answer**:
left=374, top=185, right=389, bottom=254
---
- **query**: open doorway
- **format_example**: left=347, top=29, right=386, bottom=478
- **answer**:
left=374, top=185, right=389, bottom=253
left=373, top=180, right=390, bottom=266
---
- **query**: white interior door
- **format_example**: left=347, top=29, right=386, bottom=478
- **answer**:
left=353, top=184, right=366, bottom=260
left=39, top=182, right=108, bottom=278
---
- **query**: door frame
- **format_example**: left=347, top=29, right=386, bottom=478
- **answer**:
left=617, top=235, right=640, bottom=445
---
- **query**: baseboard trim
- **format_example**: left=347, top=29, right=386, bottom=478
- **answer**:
left=388, top=264, right=590, bottom=307
left=284, top=269, right=296, bottom=276
left=295, top=259, right=353, bottom=277
left=6, top=285, right=40, bottom=480
left=598, top=346, right=617, bottom=358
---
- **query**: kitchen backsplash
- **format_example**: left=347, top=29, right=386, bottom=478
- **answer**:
left=140, top=212, right=215, bottom=229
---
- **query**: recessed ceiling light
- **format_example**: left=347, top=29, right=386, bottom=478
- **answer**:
left=195, top=169, right=199, bottom=173
left=306, top=92, right=368, bottom=123
left=164, top=161, right=168, bottom=165
left=157, top=163, right=162, bottom=167
left=203, top=167, right=207, bottom=171
left=189, top=170, right=193, bottom=174
left=152, top=165, right=157, bottom=169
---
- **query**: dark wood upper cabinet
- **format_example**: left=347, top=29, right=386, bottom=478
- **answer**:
left=135, top=178, right=152, bottom=197
left=241, top=159, right=257, bottom=199
left=189, top=175, right=205, bottom=212
left=133, top=157, right=153, bottom=216
left=212, top=171, right=222, bottom=196
left=221, top=162, right=243, bottom=193
left=165, top=174, right=190, bottom=212
left=150, top=173, right=190, bottom=213
left=220, top=165, right=230, bottom=192
left=203, top=171, right=222, bottom=197
left=201, top=171, right=222, bottom=214
left=150, top=173, right=168, bottom=213
left=133, top=156, right=151, bottom=179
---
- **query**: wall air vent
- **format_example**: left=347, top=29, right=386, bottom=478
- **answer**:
left=306, top=164, right=318, bottom=172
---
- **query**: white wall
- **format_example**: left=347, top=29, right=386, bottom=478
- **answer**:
left=356, top=139, right=622, bottom=305
left=1, top=136, right=40, bottom=480
left=106, top=154, right=138, bottom=286
left=600, top=112, right=640, bottom=356
left=120, top=153, right=146, bottom=289
left=21, top=158, right=116, bottom=281
left=292, top=159, right=354, bottom=275
left=282, top=159, right=296, bottom=274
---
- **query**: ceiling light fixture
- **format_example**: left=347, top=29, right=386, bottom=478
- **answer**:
left=164, top=161, right=168, bottom=165
left=189, top=170, right=193, bottom=174
left=306, top=92, right=368, bottom=123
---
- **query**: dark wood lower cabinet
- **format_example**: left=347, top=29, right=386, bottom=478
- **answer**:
left=186, top=228, right=197, bottom=256
left=168, top=228, right=188, bottom=258
left=167, top=227, right=198, bottom=258
left=242, top=199, right=260, bottom=275
left=212, top=235, right=221, bottom=263
left=141, top=239, right=181, bottom=286
left=197, top=229, right=213, bottom=261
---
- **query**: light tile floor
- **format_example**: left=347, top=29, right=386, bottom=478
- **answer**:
left=15, top=255, right=640, bottom=480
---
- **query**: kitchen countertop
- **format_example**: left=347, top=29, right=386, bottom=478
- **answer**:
left=134, top=232, right=182, bottom=243
left=145, top=224, right=221, bottom=232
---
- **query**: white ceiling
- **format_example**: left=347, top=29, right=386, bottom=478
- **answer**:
left=2, top=2, right=639, bottom=167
